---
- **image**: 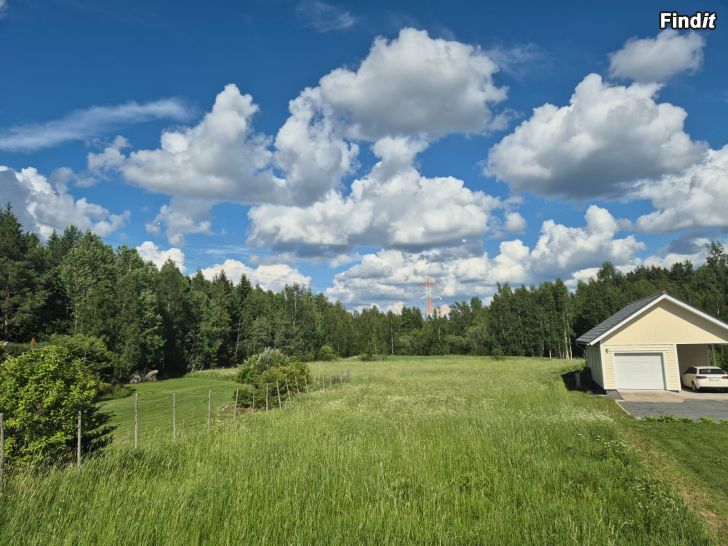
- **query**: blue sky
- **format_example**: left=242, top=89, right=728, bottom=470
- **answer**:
left=1, top=0, right=727, bottom=310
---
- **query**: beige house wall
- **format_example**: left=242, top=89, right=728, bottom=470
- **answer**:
left=600, top=344, right=678, bottom=390
left=585, top=344, right=603, bottom=387
left=603, top=300, right=728, bottom=345
left=584, top=298, right=728, bottom=391
left=676, top=344, right=710, bottom=373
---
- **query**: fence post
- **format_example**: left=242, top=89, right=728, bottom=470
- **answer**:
left=304, top=376, right=309, bottom=394
left=252, top=388, right=256, bottom=410
left=276, top=382, right=282, bottom=408
left=265, top=384, right=269, bottom=411
left=234, top=389, right=239, bottom=420
left=294, top=377, right=301, bottom=395
left=77, top=410, right=82, bottom=467
left=207, top=390, right=212, bottom=430
left=172, top=393, right=176, bottom=441
left=134, top=393, right=139, bottom=449
left=0, top=412, right=4, bottom=492
left=285, top=379, right=292, bottom=402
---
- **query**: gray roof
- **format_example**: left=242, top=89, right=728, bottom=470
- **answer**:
left=576, top=292, right=665, bottom=345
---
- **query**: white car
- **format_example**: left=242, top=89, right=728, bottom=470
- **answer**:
left=682, top=366, right=728, bottom=392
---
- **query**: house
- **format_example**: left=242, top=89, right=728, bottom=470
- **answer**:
left=576, top=292, right=728, bottom=392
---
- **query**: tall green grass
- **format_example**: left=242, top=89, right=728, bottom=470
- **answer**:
left=0, top=357, right=713, bottom=545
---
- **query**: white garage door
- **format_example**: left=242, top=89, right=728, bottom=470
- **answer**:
left=613, top=353, right=666, bottom=390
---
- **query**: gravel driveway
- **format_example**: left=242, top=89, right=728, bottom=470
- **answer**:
left=618, top=399, right=728, bottom=420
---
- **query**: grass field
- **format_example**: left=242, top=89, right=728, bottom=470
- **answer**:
left=100, top=373, right=241, bottom=446
left=627, top=421, right=728, bottom=539
left=0, top=357, right=718, bottom=545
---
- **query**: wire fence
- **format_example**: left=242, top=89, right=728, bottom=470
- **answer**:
left=0, top=369, right=352, bottom=488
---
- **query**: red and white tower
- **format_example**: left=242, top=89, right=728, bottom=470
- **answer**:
left=421, top=277, right=441, bottom=317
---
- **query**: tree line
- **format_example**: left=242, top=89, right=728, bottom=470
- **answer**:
left=4, top=204, right=728, bottom=381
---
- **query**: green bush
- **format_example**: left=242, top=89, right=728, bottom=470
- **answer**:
left=360, top=353, right=387, bottom=361
left=48, top=334, right=116, bottom=383
left=0, top=345, right=114, bottom=468
left=97, top=385, right=134, bottom=402
left=2, top=342, right=34, bottom=360
left=318, top=344, right=337, bottom=361
left=234, top=350, right=311, bottom=407
left=245, top=347, right=290, bottom=372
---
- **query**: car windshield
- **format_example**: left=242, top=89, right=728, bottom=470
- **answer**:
left=699, top=368, right=727, bottom=375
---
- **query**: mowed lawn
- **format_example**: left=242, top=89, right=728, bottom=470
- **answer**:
left=627, top=421, right=728, bottom=540
left=0, top=357, right=716, bottom=545
left=100, top=372, right=241, bottom=446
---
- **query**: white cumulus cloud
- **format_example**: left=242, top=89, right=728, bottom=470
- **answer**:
left=317, top=27, right=507, bottom=140
left=609, top=30, right=705, bottom=83
left=136, top=241, right=186, bottom=272
left=249, top=136, right=502, bottom=254
left=145, top=197, right=215, bottom=247
left=0, top=165, right=129, bottom=239
left=120, top=84, right=285, bottom=203
left=325, top=206, right=644, bottom=307
left=200, top=259, right=311, bottom=292
left=486, top=74, right=706, bottom=198
left=635, top=145, right=728, bottom=232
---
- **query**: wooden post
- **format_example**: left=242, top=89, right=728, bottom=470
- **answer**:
left=77, top=410, right=82, bottom=467
left=252, top=388, right=256, bottom=410
left=134, top=393, right=139, bottom=449
left=276, top=382, right=282, bottom=408
left=265, top=384, right=269, bottom=411
left=294, top=377, right=301, bottom=395
left=172, top=393, right=176, bottom=441
left=304, top=376, right=309, bottom=393
left=0, top=412, right=4, bottom=492
left=285, top=379, right=292, bottom=402
left=207, top=390, right=212, bottom=430
left=234, top=389, right=239, bottom=420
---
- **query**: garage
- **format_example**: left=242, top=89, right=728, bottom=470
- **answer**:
left=612, top=353, right=665, bottom=390
left=577, top=292, right=728, bottom=393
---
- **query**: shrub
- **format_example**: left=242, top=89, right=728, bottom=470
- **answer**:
left=245, top=347, right=290, bottom=372
left=48, top=334, right=116, bottom=383
left=234, top=350, right=311, bottom=407
left=97, top=385, right=134, bottom=402
left=2, top=342, right=34, bottom=360
left=318, top=344, right=337, bottom=361
left=360, top=353, right=388, bottom=362
left=0, top=345, right=114, bottom=468
left=490, top=346, right=505, bottom=360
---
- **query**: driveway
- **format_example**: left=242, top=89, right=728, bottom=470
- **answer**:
left=616, top=389, right=728, bottom=420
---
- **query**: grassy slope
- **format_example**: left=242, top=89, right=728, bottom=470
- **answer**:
left=627, top=422, right=728, bottom=540
left=0, top=357, right=714, bottom=545
left=100, top=373, right=241, bottom=446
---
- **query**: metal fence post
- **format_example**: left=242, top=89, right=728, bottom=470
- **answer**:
left=77, top=410, right=82, bottom=467
left=285, top=379, right=292, bottom=402
left=276, top=382, right=282, bottom=408
left=207, top=390, right=212, bottom=430
left=134, top=393, right=139, bottom=449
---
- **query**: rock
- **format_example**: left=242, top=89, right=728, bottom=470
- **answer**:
left=143, top=370, right=159, bottom=382
left=128, top=373, right=142, bottom=384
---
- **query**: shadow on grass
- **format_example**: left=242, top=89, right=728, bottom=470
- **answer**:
left=561, top=367, right=606, bottom=395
